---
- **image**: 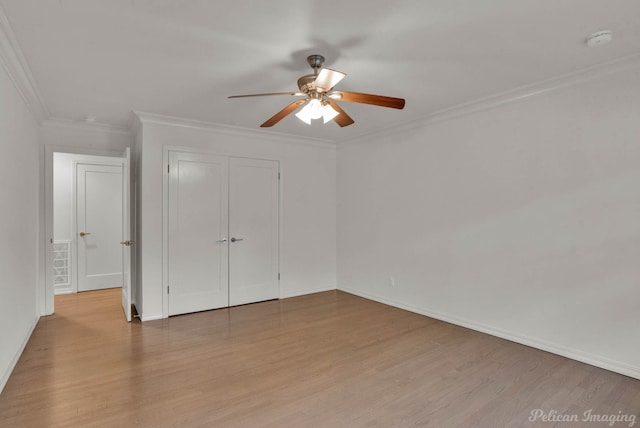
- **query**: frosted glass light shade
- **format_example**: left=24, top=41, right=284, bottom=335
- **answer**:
left=296, top=99, right=340, bottom=125
left=295, top=108, right=312, bottom=124
left=322, top=103, right=339, bottom=123
left=295, top=99, right=322, bottom=124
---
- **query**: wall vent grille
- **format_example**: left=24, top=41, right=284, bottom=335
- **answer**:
left=53, top=240, right=71, bottom=287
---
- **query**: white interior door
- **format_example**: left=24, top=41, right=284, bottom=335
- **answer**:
left=168, top=151, right=229, bottom=315
left=228, top=157, right=279, bottom=306
left=121, top=148, right=132, bottom=321
left=77, top=163, right=123, bottom=292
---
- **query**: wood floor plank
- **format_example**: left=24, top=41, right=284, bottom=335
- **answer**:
left=0, top=288, right=638, bottom=427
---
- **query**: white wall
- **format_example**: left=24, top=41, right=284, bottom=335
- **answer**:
left=134, top=115, right=337, bottom=320
left=0, top=60, right=41, bottom=392
left=40, top=121, right=132, bottom=152
left=337, top=65, right=640, bottom=379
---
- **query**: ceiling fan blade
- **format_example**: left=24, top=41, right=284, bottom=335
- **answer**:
left=314, top=69, right=346, bottom=91
left=260, top=99, right=307, bottom=127
left=329, top=91, right=405, bottom=109
left=228, top=92, right=304, bottom=99
left=326, top=99, right=355, bottom=127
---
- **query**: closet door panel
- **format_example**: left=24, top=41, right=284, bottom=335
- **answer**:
left=228, top=157, right=279, bottom=306
left=168, top=152, right=229, bottom=315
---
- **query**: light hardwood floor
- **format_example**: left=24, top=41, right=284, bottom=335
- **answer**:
left=1, top=289, right=638, bottom=427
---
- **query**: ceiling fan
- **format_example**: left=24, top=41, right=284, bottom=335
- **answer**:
left=228, top=55, right=405, bottom=128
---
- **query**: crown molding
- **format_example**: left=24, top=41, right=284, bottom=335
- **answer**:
left=0, top=4, right=49, bottom=123
left=341, top=52, right=640, bottom=147
left=42, top=117, right=132, bottom=136
left=128, top=111, right=142, bottom=136
left=132, top=111, right=337, bottom=149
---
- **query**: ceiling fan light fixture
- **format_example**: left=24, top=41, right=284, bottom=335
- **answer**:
left=322, top=102, right=339, bottom=123
left=296, top=99, right=324, bottom=124
left=295, top=110, right=312, bottom=125
left=229, top=54, right=405, bottom=128
left=296, top=99, right=340, bottom=125
left=307, top=99, right=324, bottom=119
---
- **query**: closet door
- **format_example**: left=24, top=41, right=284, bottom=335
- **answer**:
left=228, top=157, right=279, bottom=306
left=168, top=152, right=229, bottom=315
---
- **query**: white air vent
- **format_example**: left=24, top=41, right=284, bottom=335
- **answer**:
left=53, top=241, right=71, bottom=287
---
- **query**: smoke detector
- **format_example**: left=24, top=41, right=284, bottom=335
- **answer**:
left=586, top=30, right=613, bottom=47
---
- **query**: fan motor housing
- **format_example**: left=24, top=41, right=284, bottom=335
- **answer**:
left=297, top=74, right=321, bottom=94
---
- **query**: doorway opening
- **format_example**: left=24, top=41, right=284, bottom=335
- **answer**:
left=53, top=153, right=123, bottom=294
left=45, top=146, right=132, bottom=321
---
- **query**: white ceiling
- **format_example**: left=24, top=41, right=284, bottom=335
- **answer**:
left=2, top=0, right=640, bottom=142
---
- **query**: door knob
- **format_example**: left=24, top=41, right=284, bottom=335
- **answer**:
left=120, top=240, right=134, bottom=246
left=230, top=237, right=243, bottom=243
left=79, top=232, right=91, bottom=237
left=216, top=239, right=228, bottom=244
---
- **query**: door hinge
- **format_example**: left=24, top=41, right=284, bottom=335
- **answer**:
left=278, top=273, right=280, bottom=280
left=278, top=172, right=280, bottom=180
left=167, top=164, right=170, bottom=173
left=167, top=285, right=170, bottom=294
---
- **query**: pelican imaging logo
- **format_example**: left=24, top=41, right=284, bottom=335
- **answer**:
left=529, top=409, right=636, bottom=426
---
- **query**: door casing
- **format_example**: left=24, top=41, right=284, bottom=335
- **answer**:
left=43, top=145, right=131, bottom=316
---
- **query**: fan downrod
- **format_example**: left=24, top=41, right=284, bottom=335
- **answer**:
left=307, top=54, right=325, bottom=73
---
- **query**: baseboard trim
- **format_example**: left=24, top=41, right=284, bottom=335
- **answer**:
left=338, top=285, right=640, bottom=380
left=0, top=314, right=39, bottom=394
left=280, top=284, right=336, bottom=299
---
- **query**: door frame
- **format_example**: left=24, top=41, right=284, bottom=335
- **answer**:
left=43, top=144, right=127, bottom=315
left=162, top=146, right=283, bottom=319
